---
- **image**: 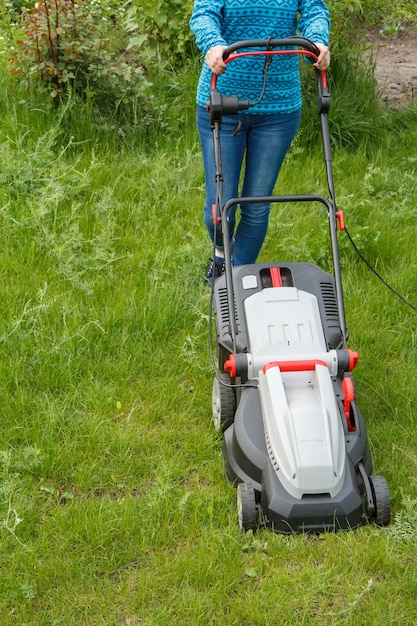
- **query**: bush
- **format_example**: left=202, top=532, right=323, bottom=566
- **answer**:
left=330, top=0, right=417, bottom=43
left=8, top=0, right=149, bottom=109
left=123, top=0, right=196, bottom=67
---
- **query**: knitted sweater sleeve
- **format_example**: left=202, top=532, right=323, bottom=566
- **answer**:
left=189, top=0, right=227, bottom=56
left=297, top=0, right=330, bottom=46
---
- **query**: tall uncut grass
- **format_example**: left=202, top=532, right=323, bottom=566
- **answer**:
left=1, top=40, right=417, bottom=625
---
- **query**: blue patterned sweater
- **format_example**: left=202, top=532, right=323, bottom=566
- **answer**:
left=190, top=0, right=330, bottom=114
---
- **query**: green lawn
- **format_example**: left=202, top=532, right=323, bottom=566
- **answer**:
left=1, top=54, right=417, bottom=624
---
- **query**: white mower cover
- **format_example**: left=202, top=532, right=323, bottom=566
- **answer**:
left=245, top=286, right=346, bottom=499
left=259, top=364, right=345, bottom=499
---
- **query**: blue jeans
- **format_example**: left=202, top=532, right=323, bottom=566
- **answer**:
left=197, top=105, right=301, bottom=265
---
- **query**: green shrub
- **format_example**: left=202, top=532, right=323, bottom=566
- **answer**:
left=330, top=0, right=417, bottom=41
left=123, top=0, right=196, bottom=67
left=8, top=0, right=148, bottom=110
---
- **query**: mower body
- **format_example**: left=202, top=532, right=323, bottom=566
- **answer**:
left=208, top=38, right=390, bottom=533
left=213, top=262, right=380, bottom=533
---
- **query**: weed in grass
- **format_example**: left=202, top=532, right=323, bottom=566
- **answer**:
left=381, top=496, right=417, bottom=544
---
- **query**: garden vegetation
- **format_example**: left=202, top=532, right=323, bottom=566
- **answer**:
left=1, top=1, right=417, bottom=623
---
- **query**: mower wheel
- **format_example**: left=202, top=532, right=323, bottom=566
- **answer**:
left=369, top=475, right=391, bottom=527
left=237, top=482, right=258, bottom=532
left=212, top=373, right=234, bottom=431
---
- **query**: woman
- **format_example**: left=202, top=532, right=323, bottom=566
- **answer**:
left=190, top=0, right=330, bottom=283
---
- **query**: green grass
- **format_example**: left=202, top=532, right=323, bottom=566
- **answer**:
left=1, top=54, right=417, bottom=625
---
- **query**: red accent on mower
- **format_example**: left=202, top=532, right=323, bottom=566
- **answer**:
left=342, top=376, right=356, bottom=432
left=224, top=354, right=237, bottom=378
left=336, top=210, right=345, bottom=231
left=263, top=359, right=328, bottom=374
left=212, top=203, right=221, bottom=225
left=270, top=267, right=283, bottom=287
left=348, top=349, right=359, bottom=371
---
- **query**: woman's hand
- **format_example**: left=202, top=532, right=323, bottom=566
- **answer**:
left=313, top=43, right=330, bottom=70
left=205, top=45, right=228, bottom=74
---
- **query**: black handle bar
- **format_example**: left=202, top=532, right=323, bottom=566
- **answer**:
left=209, top=37, right=328, bottom=124
left=222, top=37, right=320, bottom=61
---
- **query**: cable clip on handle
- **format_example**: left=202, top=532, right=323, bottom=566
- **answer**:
left=209, top=89, right=252, bottom=128
left=318, top=85, right=330, bottom=115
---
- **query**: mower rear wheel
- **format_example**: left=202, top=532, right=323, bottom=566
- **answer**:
left=369, top=475, right=391, bottom=527
left=212, top=373, right=234, bottom=431
left=237, top=482, right=258, bottom=532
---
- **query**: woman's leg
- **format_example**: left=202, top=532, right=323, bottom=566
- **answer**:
left=233, top=109, right=301, bottom=266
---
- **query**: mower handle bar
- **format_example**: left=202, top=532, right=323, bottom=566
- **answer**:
left=222, top=193, right=333, bottom=216
left=209, top=38, right=347, bottom=347
left=209, top=37, right=329, bottom=120
left=221, top=37, right=320, bottom=61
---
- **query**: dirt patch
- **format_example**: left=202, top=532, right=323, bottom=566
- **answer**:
left=364, top=26, right=417, bottom=107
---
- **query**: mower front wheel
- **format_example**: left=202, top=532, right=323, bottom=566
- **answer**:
left=212, top=373, right=234, bottom=431
left=237, top=482, right=258, bottom=532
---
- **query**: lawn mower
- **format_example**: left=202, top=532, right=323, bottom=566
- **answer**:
left=208, top=38, right=391, bottom=533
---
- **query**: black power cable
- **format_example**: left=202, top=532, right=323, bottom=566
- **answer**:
left=344, top=226, right=417, bottom=313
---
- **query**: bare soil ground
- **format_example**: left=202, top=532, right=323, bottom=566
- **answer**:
left=364, top=26, right=417, bottom=107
